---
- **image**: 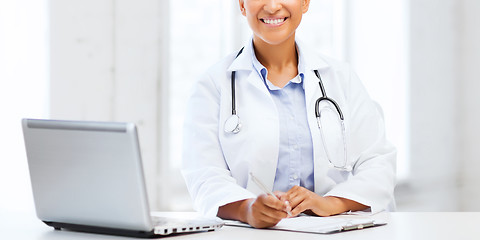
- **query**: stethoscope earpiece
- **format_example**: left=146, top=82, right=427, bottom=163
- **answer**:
left=224, top=114, right=241, bottom=134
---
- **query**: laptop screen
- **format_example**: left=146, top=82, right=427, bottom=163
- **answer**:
left=22, top=119, right=153, bottom=232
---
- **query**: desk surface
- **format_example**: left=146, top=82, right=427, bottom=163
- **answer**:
left=1, top=211, right=479, bottom=240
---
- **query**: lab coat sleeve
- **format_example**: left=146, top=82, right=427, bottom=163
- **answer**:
left=324, top=67, right=397, bottom=213
left=181, top=72, right=256, bottom=218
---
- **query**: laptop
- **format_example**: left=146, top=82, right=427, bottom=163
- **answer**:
left=22, top=118, right=224, bottom=237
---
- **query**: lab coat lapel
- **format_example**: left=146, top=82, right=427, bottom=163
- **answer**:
left=243, top=72, right=278, bottom=195
left=231, top=42, right=277, bottom=195
left=228, top=39, right=271, bottom=96
left=246, top=71, right=270, bottom=95
left=304, top=70, right=319, bottom=113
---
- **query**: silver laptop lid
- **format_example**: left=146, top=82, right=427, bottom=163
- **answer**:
left=22, top=119, right=153, bottom=232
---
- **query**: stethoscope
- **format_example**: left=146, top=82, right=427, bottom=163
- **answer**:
left=224, top=48, right=345, bottom=134
left=223, top=48, right=245, bottom=134
left=224, top=47, right=351, bottom=171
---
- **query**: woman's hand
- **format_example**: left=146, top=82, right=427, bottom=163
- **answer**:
left=246, top=194, right=290, bottom=228
left=217, top=194, right=290, bottom=229
left=282, top=186, right=368, bottom=217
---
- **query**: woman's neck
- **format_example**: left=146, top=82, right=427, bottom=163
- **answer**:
left=253, top=35, right=297, bottom=70
left=252, top=34, right=298, bottom=87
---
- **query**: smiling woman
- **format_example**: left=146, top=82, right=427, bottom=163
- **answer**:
left=167, top=0, right=341, bottom=212
left=181, top=0, right=396, bottom=228
left=168, top=0, right=409, bottom=215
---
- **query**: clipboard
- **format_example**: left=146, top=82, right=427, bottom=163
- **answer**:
left=224, top=215, right=387, bottom=234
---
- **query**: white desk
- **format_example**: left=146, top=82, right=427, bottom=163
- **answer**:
left=2, top=211, right=479, bottom=240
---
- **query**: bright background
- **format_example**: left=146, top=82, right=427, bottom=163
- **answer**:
left=1, top=0, right=479, bottom=216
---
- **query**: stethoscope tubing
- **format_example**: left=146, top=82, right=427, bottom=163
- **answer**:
left=226, top=47, right=350, bottom=171
left=230, top=47, right=244, bottom=116
left=314, top=70, right=344, bottom=121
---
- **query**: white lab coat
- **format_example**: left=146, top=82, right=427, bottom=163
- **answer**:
left=181, top=39, right=396, bottom=218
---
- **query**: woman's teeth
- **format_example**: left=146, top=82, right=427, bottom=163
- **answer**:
left=263, top=18, right=285, bottom=25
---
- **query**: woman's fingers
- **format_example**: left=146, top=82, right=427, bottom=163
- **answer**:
left=274, top=191, right=293, bottom=216
left=284, top=186, right=323, bottom=216
left=247, top=194, right=289, bottom=228
left=290, top=199, right=309, bottom=216
left=260, top=194, right=284, bottom=209
left=257, top=195, right=289, bottom=217
left=284, top=186, right=306, bottom=208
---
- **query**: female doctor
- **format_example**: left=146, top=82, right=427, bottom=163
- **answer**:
left=182, top=0, right=396, bottom=228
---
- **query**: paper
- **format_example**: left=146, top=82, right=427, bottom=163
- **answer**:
left=224, top=214, right=387, bottom=234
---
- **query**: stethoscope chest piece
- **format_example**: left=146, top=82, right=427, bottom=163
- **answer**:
left=224, top=114, right=241, bottom=133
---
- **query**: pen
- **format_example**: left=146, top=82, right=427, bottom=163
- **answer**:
left=249, top=172, right=292, bottom=217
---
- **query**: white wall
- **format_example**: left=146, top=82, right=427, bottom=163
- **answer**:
left=49, top=0, right=170, bottom=210
left=458, top=0, right=480, bottom=211
left=395, top=0, right=480, bottom=211
left=395, top=0, right=460, bottom=211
